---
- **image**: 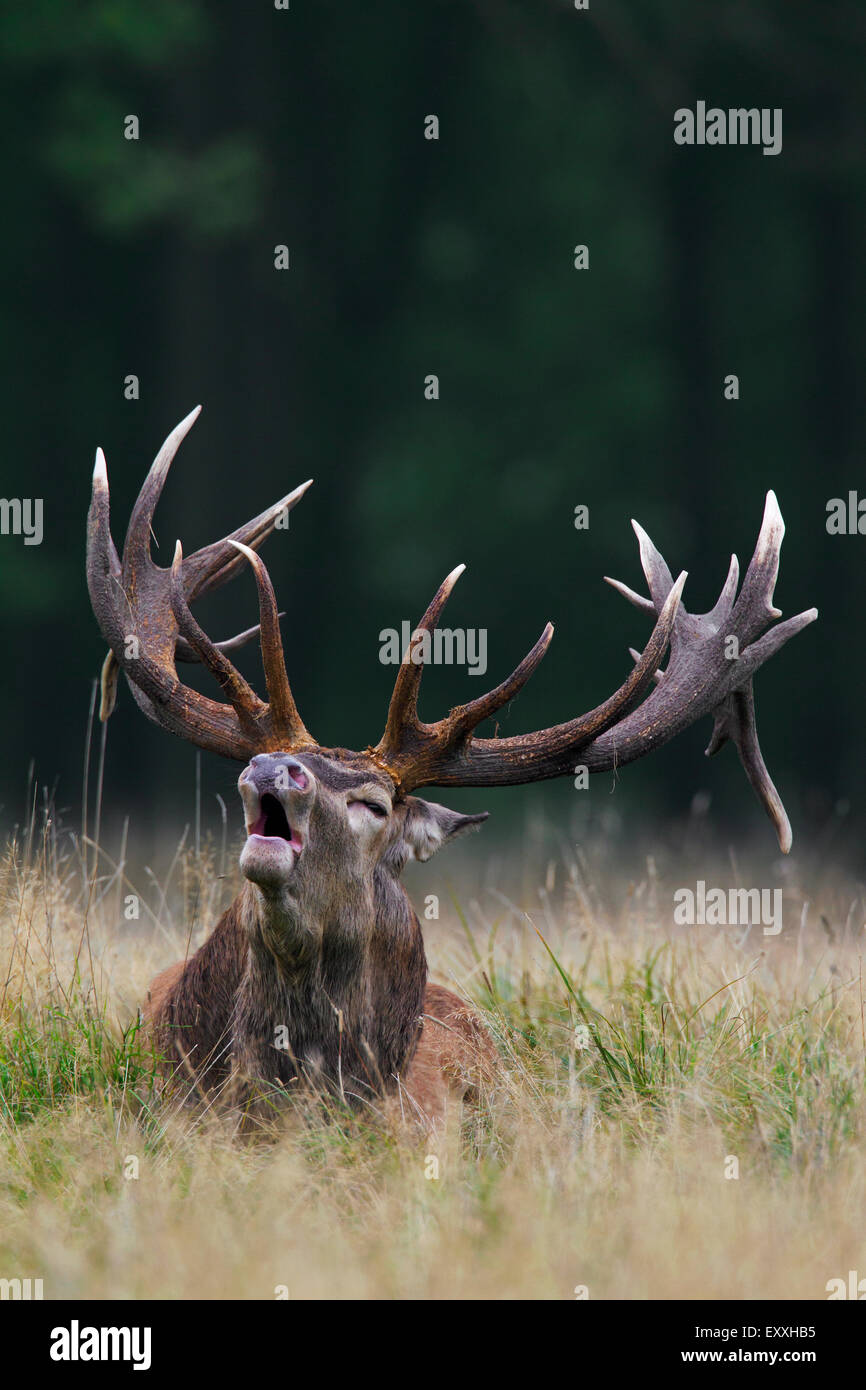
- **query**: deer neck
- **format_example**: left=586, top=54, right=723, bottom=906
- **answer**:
left=231, top=874, right=427, bottom=1097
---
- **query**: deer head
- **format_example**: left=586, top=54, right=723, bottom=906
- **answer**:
left=86, top=408, right=817, bottom=1105
left=236, top=751, right=484, bottom=909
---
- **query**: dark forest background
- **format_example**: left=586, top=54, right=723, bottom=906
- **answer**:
left=0, top=1, right=862, bottom=864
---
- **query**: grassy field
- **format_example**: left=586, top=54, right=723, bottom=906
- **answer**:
left=0, top=807, right=864, bottom=1301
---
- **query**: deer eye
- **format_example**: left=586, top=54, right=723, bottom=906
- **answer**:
left=347, top=795, right=388, bottom=820
left=349, top=796, right=388, bottom=819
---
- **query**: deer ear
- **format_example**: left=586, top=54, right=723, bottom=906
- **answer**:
left=398, top=797, right=488, bottom=863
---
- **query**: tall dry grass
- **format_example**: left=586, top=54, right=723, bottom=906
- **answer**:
left=0, top=786, right=864, bottom=1299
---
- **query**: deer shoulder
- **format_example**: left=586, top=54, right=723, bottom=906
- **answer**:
left=401, top=984, right=498, bottom=1131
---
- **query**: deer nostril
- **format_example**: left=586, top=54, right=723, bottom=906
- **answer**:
left=282, top=758, right=309, bottom=790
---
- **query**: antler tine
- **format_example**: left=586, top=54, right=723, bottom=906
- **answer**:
left=89, top=453, right=143, bottom=724
left=169, top=541, right=265, bottom=725
left=377, top=565, right=466, bottom=758
left=184, top=479, right=314, bottom=602
left=226, top=540, right=313, bottom=745
left=705, top=686, right=792, bottom=853
left=175, top=617, right=285, bottom=663
left=87, top=449, right=123, bottom=639
left=707, top=553, right=740, bottom=627
left=730, top=605, right=819, bottom=683
left=449, top=622, right=554, bottom=738
left=123, top=405, right=202, bottom=577
left=632, top=518, right=675, bottom=609
left=604, top=574, right=656, bottom=616
left=730, top=490, right=784, bottom=640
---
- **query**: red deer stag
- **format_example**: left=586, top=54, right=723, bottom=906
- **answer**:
left=87, top=408, right=816, bottom=1130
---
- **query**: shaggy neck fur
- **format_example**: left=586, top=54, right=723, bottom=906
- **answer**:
left=229, top=867, right=427, bottom=1102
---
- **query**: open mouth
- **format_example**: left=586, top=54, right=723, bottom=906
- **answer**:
left=247, top=792, right=303, bottom=853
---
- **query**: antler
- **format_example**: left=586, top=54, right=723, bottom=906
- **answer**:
left=370, top=492, right=817, bottom=852
left=87, top=410, right=817, bottom=850
left=87, top=406, right=316, bottom=759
